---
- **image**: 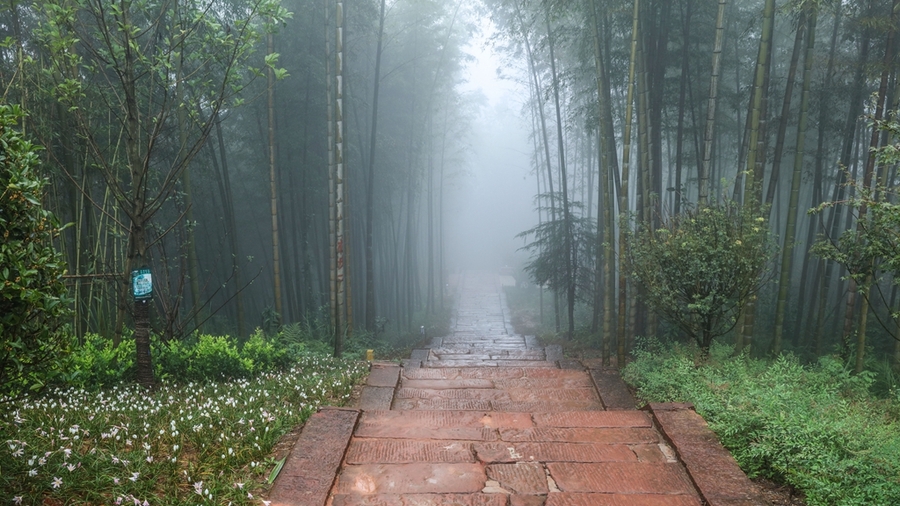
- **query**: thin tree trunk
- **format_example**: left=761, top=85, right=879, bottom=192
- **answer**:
left=365, top=0, right=386, bottom=332
left=764, top=15, right=805, bottom=212
left=334, top=0, right=347, bottom=355
left=618, top=0, right=640, bottom=366
left=700, top=0, right=726, bottom=206
left=773, top=8, right=816, bottom=356
left=545, top=8, right=575, bottom=340
left=267, top=30, right=283, bottom=322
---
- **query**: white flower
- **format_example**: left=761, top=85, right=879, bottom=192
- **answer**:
left=28, top=469, right=37, bottom=477
left=130, top=472, right=140, bottom=482
left=51, top=477, right=63, bottom=489
left=13, top=496, right=23, bottom=505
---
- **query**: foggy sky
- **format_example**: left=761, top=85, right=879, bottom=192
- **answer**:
left=446, top=21, right=538, bottom=273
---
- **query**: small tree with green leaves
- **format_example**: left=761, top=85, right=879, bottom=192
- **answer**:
left=0, top=104, right=71, bottom=400
left=628, top=201, right=773, bottom=356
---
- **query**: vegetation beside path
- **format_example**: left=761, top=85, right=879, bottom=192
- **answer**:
left=0, top=329, right=371, bottom=506
left=624, top=340, right=900, bottom=506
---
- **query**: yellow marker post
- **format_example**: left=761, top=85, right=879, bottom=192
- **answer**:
left=366, top=349, right=374, bottom=361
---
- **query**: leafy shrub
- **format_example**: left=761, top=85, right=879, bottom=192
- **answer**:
left=0, top=104, right=71, bottom=400
left=624, top=340, right=900, bottom=505
left=627, top=201, right=773, bottom=354
left=242, top=329, right=290, bottom=373
left=66, top=333, right=135, bottom=388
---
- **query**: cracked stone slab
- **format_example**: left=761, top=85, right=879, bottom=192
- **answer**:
left=336, top=463, right=486, bottom=494
left=547, top=462, right=698, bottom=495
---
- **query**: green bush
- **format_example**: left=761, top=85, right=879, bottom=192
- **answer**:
left=624, top=340, right=900, bottom=505
left=66, top=333, right=135, bottom=387
left=0, top=104, right=71, bottom=400
left=242, top=329, right=290, bottom=373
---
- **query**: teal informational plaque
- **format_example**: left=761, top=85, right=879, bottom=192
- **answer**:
left=132, top=267, right=152, bottom=301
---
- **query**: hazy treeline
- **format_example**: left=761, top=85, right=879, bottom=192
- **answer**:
left=1, top=0, right=475, bottom=346
left=485, top=0, right=900, bottom=368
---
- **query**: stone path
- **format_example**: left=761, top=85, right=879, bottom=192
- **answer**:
left=269, top=271, right=770, bottom=506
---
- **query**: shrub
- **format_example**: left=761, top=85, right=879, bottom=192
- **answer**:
left=0, top=104, right=71, bottom=400
left=66, top=333, right=135, bottom=388
left=242, top=329, right=290, bottom=373
left=627, top=201, right=773, bottom=355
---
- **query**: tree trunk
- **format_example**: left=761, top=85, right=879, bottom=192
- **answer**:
left=773, top=8, right=816, bottom=356
left=545, top=8, right=575, bottom=340
left=267, top=30, right=283, bottom=322
left=700, top=0, right=726, bottom=206
left=365, top=0, right=386, bottom=332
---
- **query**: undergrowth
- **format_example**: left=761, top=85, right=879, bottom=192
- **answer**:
left=623, top=339, right=900, bottom=506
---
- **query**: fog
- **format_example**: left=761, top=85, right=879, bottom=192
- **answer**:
left=445, top=21, right=537, bottom=273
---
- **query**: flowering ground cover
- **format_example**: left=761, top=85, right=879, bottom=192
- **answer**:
left=1, top=354, right=368, bottom=505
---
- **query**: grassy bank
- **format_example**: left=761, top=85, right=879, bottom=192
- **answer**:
left=623, top=340, right=900, bottom=506
left=1, top=347, right=367, bottom=505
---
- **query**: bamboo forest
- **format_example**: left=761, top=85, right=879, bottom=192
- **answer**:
left=3, top=0, right=900, bottom=504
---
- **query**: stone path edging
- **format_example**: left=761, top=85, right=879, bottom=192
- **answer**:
left=269, top=407, right=360, bottom=506
left=649, top=403, right=769, bottom=506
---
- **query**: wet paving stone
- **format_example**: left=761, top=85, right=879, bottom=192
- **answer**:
left=400, top=379, right=496, bottom=389
left=543, top=493, right=701, bottom=506
left=337, top=463, right=487, bottom=495
left=486, top=462, right=549, bottom=494
left=533, top=411, right=652, bottom=428
left=345, top=439, right=475, bottom=464
left=474, top=442, right=638, bottom=463
left=500, top=427, right=658, bottom=444
left=330, top=494, right=509, bottom=506
left=506, top=388, right=599, bottom=402
left=489, top=400, right=603, bottom=412
left=547, top=462, right=697, bottom=495
left=277, top=272, right=769, bottom=506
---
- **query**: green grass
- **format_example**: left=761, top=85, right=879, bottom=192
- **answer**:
left=0, top=353, right=368, bottom=505
left=623, top=339, right=900, bottom=506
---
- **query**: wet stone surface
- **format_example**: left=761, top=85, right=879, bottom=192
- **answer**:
left=269, top=271, right=770, bottom=506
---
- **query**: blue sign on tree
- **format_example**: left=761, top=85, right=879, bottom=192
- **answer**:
left=132, top=267, right=153, bottom=301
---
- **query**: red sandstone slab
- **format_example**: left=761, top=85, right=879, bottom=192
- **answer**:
left=651, top=406, right=770, bottom=506
left=495, top=360, right=558, bottom=367
left=534, top=411, right=652, bottom=428
left=487, top=462, right=549, bottom=494
left=336, top=463, right=486, bottom=494
left=402, top=368, right=450, bottom=380
left=507, top=388, right=599, bottom=402
left=490, top=400, right=604, bottom=412
left=501, top=427, right=658, bottom=444
left=331, top=494, right=509, bottom=506
left=547, top=462, right=697, bottom=495
left=455, top=368, right=528, bottom=379
left=367, top=365, right=401, bottom=388
left=360, top=410, right=533, bottom=429
left=630, top=444, right=670, bottom=462
left=474, top=442, right=637, bottom=463
left=392, top=398, right=494, bottom=411
left=425, top=360, right=501, bottom=367
left=395, top=387, right=512, bottom=401
left=524, top=369, right=587, bottom=379
left=510, top=495, right=547, bottom=506
left=544, top=493, right=701, bottom=506
left=269, top=408, right=360, bottom=506
left=590, top=369, right=637, bottom=410
left=356, top=424, right=498, bottom=441
left=346, top=439, right=475, bottom=464
left=493, top=377, right=595, bottom=389
left=359, top=387, right=395, bottom=411
left=401, top=379, right=496, bottom=389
